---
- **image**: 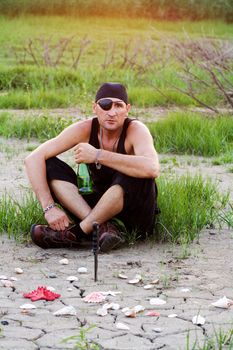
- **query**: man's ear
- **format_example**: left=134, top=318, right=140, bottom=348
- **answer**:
left=126, top=104, right=131, bottom=114
left=92, top=102, right=97, bottom=113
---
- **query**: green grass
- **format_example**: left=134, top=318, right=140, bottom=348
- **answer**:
left=0, top=16, right=232, bottom=108
left=0, top=191, right=45, bottom=242
left=0, top=175, right=228, bottom=243
left=155, top=174, right=229, bottom=243
left=187, top=328, right=233, bottom=350
left=149, top=112, right=233, bottom=157
left=0, top=112, right=74, bottom=141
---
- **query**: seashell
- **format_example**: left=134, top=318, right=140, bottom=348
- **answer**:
left=134, top=305, right=145, bottom=313
left=149, top=298, right=166, bottom=306
left=46, top=286, right=55, bottom=292
left=0, top=275, right=8, bottom=280
left=59, top=258, right=69, bottom=265
left=124, top=309, right=136, bottom=318
left=144, top=284, right=154, bottom=290
left=66, top=276, right=78, bottom=282
left=168, top=313, right=177, bottom=318
left=10, top=277, right=18, bottom=281
left=67, top=288, right=73, bottom=292
left=116, top=322, right=130, bottom=330
left=192, top=315, right=205, bottom=325
left=1, top=280, right=13, bottom=288
left=14, top=268, right=23, bottom=274
left=128, top=278, right=140, bottom=285
left=78, top=267, right=87, bottom=274
left=153, top=327, right=162, bottom=333
left=151, top=279, right=159, bottom=284
left=101, top=291, right=122, bottom=296
left=103, top=303, right=120, bottom=310
left=49, top=273, right=57, bottom=278
left=53, top=305, right=77, bottom=316
left=96, top=307, right=108, bottom=316
left=146, top=310, right=160, bottom=317
left=111, top=303, right=120, bottom=310
left=122, top=307, right=130, bottom=313
left=211, top=296, right=233, bottom=309
left=180, top=288, right=191, bottom=293
left=20, top=303, right=36, bottom=310
left=118, top=273, right=128, bottom=279
left=83, top=292, right=106, bottom=303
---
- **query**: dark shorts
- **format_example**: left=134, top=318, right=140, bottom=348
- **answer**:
left=46, top=157, right=159, bottom=238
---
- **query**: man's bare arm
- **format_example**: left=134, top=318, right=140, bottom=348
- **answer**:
left=24, top=120, right=91, bottom=230
left=74, top=121, right=160, bottom=178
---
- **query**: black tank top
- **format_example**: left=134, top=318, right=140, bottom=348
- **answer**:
left=88, top=117, right=134, bottom=192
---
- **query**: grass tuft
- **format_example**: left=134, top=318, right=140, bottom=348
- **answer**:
left=156, top=174, right=229, bottom=243
left=0, top=191, right=45, bottom=242
left=149, top=112, right=233, bottom=157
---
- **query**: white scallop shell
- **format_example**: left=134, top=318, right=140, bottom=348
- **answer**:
left=116, top=322, right=130, bottom=330
left=118, top=273, right=128, bottom=279
left=192, top=315, right=205, bottom=325
left=211, top=296, right=233, bottom=309
left=20, top=303, right=36, bottom=310
left=1, top=280, right=13, bottom=288
left=103, top=303, right=120, bottom=310
left=78, top=267, right=87, bottom=274
left=151, top=279, right=159, bottom=284
left=122, top=307, right=130, bottom=313
left=66, top=276, right=78, bottom=282
left=128, top=278, right=140, bottom=284
left=59, top=258, right=69, bottom=265
left=144, top=284, right=154, bottom=290
left=134, top=305, right=145, bottom=313
left=97, top=307, right=108, bottom=316
left=14, top=268, right=23, bottom=274
left=124, top=309, right=136, bottom=318
left=180, top=288, right=191, bottom=293
left=149, top=298, right=166, bottom=305
left=53, top=305, right=77, bottom=316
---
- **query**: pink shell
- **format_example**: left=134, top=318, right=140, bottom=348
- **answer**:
left=83, top=292, right=106, bottom=303
left=146, top=310, right=161, bottom=317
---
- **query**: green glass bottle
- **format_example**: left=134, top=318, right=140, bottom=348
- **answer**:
left=77, top=163, right=92, bottom=194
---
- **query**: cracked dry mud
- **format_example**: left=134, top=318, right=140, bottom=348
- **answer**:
left=0, top=134, right=233, bottom=350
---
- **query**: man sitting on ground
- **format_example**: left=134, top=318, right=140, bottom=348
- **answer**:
left=25, top=82, right=160, bottom=252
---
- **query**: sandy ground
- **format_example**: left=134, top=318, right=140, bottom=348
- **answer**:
left=0, top=128, right=233, bottom=349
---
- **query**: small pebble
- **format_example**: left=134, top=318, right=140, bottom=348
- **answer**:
left=47, top=286, right=56, bottom=292
left=10, top=277, right=18, bottom=281
left=1, top=321, right=9, bottom=326
left=0, top=275, right=7, bottom=280
left=49, top=273, right=57, bottom=279
left=1, top=280, right=13, bottom=288
left=20, top=304, right=36, bottom=310
left=14, top=268, right=23, bottom=274
left=67, top=287, right=73, bottom=292
left=59, top=258, right=69, bottom=265
left=153, top=327, right=163, bottom=333
left=78, top=267, right=88, bottom=274
left=67, top=276, right=78, bottom=282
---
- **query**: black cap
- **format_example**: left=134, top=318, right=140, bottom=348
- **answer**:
left=95, top=83, right=128, bottom=104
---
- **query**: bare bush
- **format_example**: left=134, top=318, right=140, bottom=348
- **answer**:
left=10, top=36, right=91, bottom=69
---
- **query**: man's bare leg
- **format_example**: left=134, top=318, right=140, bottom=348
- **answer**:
left=80, top=185, right=124, bottom=233
left=50, top=180, right=124, bottom=234
left=50, top=180, right=91, bottom=220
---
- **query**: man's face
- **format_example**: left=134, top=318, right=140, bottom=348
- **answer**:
left=93, top=97, right=131, bottom=131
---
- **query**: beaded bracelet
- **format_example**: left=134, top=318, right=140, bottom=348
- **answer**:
left=43, top=203, right=56, bottom=214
